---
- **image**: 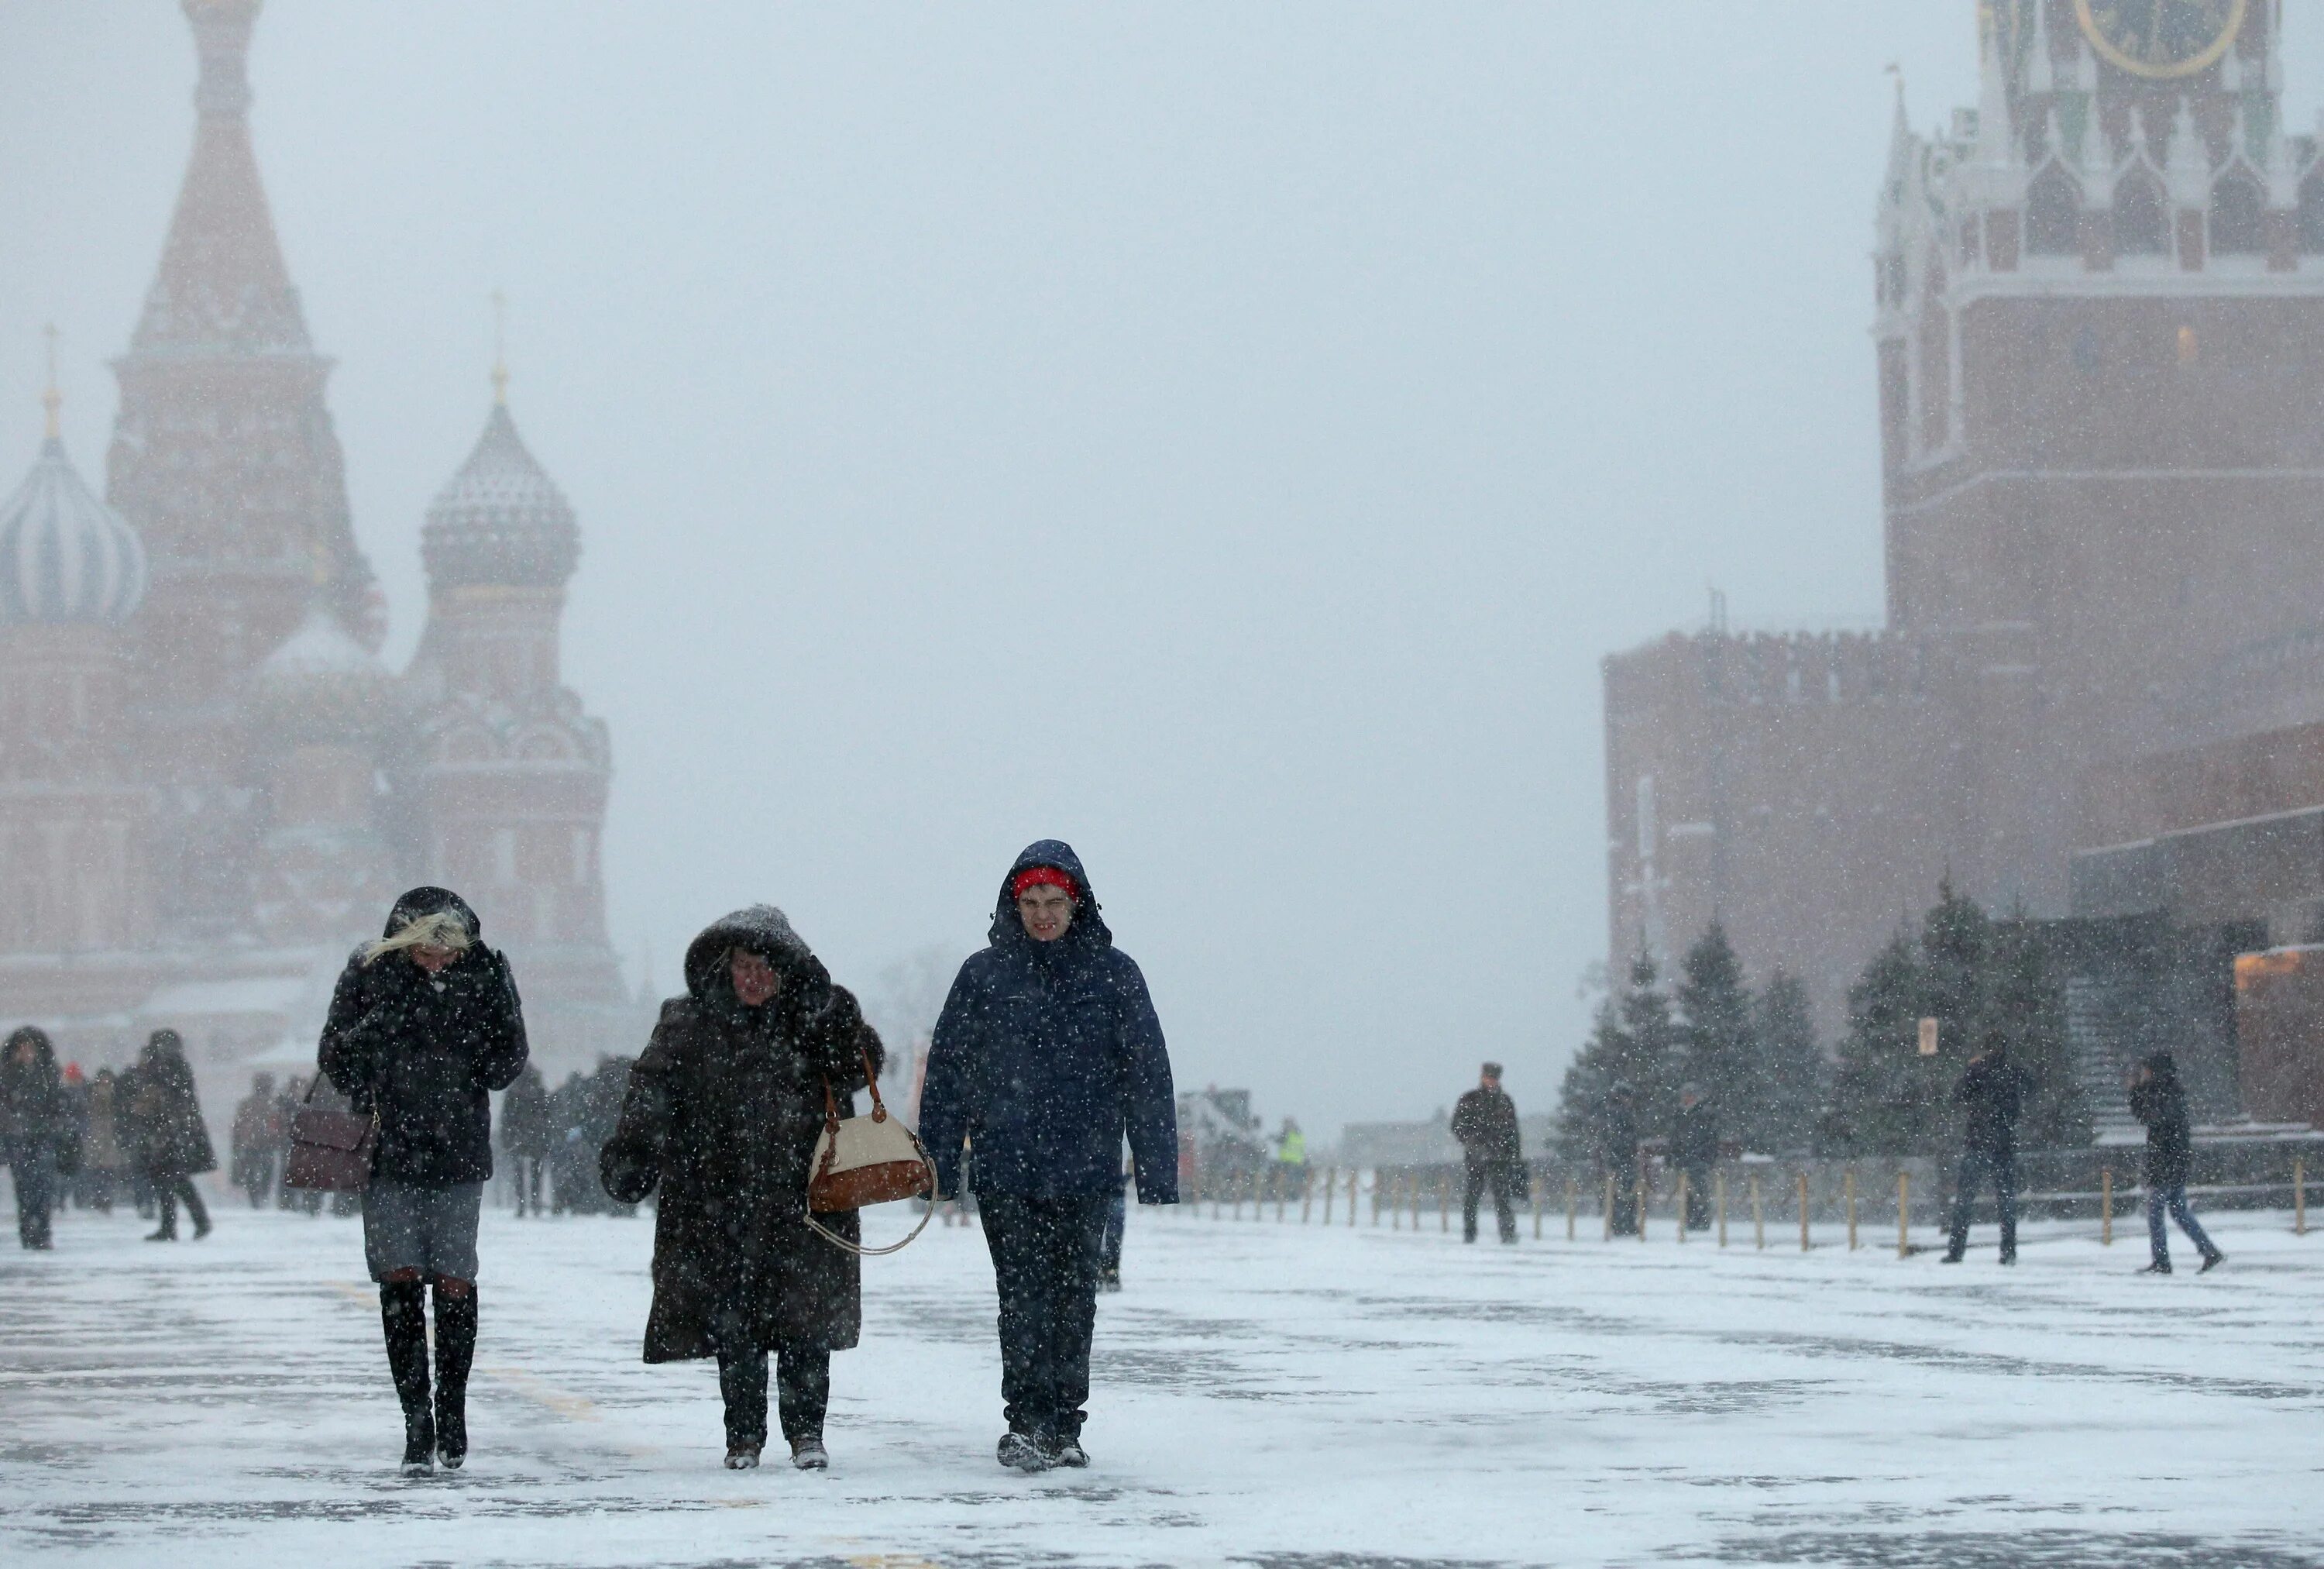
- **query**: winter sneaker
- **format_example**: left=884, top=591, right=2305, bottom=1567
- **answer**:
left=1938, top=1252, right=1962, bottom=1264
left=143, top=1229, right=174, bottom=1242
left=724, top=1445, right=761, bottom=1470
left=2140, top=1260, right=2172, bottom=1275
left=1099, top=1269, right=1122, bottom=1293
left=789, top=1437, right=830, bottom=1471
left=434, top=1405, right=466, bottom=1471
left=192, top=1218, right=211, bottom=1240
left=401, top=1411, right=436, bottom=1475
left=996, top=1431, right=1051, bottom=1473
left=1044, top=1436, right=1089, bottom=1469
left=2199, top=1252, right=2225, bottom=1274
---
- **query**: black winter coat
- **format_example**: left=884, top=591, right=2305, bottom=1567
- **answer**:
left=1953, top=1055, right=2023, bottom=1158
left=318, top=888, right=529, bottom=1188
left=2130, top=1057, right=2194, bottom=1189
left=601, top=907, right=884, bottom=1361
left=1451, top=1086, right=1522, bottom=1165
left=127, top=1041, right=216, bottom=1178
left=1, top=1030, right=66, bottom=1171
left=919, top=841, right=1179, bottom=1203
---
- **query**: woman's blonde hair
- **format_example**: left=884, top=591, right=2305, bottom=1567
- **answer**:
left=363, top=908, right=474, bottom=966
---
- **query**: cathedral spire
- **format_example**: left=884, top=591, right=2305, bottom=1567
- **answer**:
left=41, top=323, right=60, bottom=442
left=130, top=0, right=308, bottom=354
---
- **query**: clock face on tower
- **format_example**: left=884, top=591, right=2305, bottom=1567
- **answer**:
left=2073, top=0, right=2246, bottom=80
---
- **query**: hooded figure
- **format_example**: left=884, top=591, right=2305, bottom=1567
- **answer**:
left=2129, top=1052, right=2222, bottom=1275
left=319, top=886, right=529, bottom=1474
left=918, top=841, right=1178, bottom=1473
left=600, top=906, right=884, bottom=1471
left=2, top=1026, right=67, bottom=1248
left=129, top=1029, right=215, bottom=1243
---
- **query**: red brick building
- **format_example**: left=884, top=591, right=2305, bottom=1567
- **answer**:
left=0, top=1, right=641, bottom=1103
left=1604, top=1, right=2324, bottom=1030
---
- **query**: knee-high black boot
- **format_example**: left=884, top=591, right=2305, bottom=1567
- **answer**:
left=432, top=1284, right=477, bottom=1469
left=380, top=1282, right=433, bottom=1472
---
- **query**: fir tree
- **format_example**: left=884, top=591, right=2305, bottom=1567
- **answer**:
left=1556, top=950, right=1682, bottom=1163
left=1675, top=924, right=1758, bottom=1148
left=1750, top=969, right=1826, bottom=1156
left=1820, top=933, right=1928, bottom=1156
left=1987, top=916, right=2086, bottom=1148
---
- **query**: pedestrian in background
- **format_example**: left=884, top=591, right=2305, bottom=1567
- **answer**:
left=1942, top=1033, right=2023, bottom=1266
left=81, top=1068, right=130, bottom=1213
left=2, top=1026, right=68, bottom=1248
left=601, top=907, right=885, bottom=1472
left=320, top=887, right=528, bottom=1474
left=1602, top=1082, right=1641, bottom=1237
left=2129, top=1053, right=2223, bottom=1276
left=920, top=841, right=1179, bottom=1474
left=1452, top=1062, right=1522, bottom=1245
left=1673, top=1083, right=1717, bottom=1232
left=231, top=1072, right=284, bottom=1209
left=132, top=1030, right=214, bottom=1243
left=500, top=1064, right=551, bottom=1216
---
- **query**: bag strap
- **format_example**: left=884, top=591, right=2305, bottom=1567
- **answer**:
left=803, top=1144, right=941, bottom=1258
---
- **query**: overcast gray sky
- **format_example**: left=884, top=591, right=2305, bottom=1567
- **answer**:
left=9, top=4, right=2322, bottom=1139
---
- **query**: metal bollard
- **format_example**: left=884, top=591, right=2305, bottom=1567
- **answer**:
left=1532, top=1169, right=1544, bottom=1240
left=1566, top=1179, right=1578, bottom=1242
left=1322, top=1166, right=1335, bottom=1226
left=1845, top=1167, right=1858, bottom=1252
left=1277, top=1168, right=1287, bottom=1224
left=1438, top=1171, right=1450, bottom=1234
left=1349, top=1166, right=1360, bottom=1228
left=1716, top=1170, right=1728, bottom=1247
left=1637, top=1172, right=1649, bottom=1244
left=1603, top=1173, right=1614, bottom=1242
left=1752, top=1172, right=1765, bottom=1250
left=2100, top=1167, right=2112, bottom=1247
left=1675, top=1171, right=1688, bottom=1245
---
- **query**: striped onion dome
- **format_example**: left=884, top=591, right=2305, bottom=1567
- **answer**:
left=0, top=437, right=148, bottom=628
left=421, top=403, right=579, bottom=591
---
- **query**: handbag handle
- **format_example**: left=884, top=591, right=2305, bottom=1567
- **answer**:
left=807, top=1044, right=937, bottom=1258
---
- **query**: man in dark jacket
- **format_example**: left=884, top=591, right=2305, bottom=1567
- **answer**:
left=920, top=841, right=1178, bottom=1474
left=231, top=1072, right=284, bottom=1209
left=1451, top=1062, right=1522, bottom=1244
left=2, top=1027, right=67, bottom=1249
left=320, top=887, right=528, bottom=1473
left=1672, top=1083, right=1718, bottom=1232
left=500, top=1064, right=552, bottom=1216
left=1943, top=1035, right=2023, bottom=1265
left=601, top=907, right=882, bottom=1471
left=2130, top=1053, right=2223, bottom=1275
left=1602, top=1082, right=1641, bottom=1237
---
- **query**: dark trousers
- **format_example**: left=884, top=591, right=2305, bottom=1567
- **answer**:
left=1098, top=1186, right=1126, bottom=1277
left=1463, top=1158, right=1520, bottom=1242
left=155, top=1175, right=209, bottom=1237
left=12, top=1154, right=57, bottom=1248
left=1682, top=1164, right=1712, bottom=1230
left=2147, top=1184, right=2218, bottom=1266
left=1946, top=1148, right=2016, bottom=1261
left=713, top=1340, right=830, bottom=1448
left=511, top=1156, right=545, bottom=1216
left=979, top=1191, right=1109, bottom=1442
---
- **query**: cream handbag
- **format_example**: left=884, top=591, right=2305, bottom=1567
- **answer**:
left=804, top=1048, right=939, bottom=1257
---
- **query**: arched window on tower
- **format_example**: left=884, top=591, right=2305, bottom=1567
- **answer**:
left=2027, top=163, right=2081, bottom=255
left=2113, top=170, right=2168, bottom=256
left=2210, top=169, right=2266, bottom=255
left=2298, top=170, right=2324, bottom=253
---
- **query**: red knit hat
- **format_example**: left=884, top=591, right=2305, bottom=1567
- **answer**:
left=1011, top=865, right=1078, bottom=901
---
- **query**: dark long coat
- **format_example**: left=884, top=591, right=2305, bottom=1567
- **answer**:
left=129, top=1037, right=215, bottom=1179
left=2129, top=1054, right=2195, bottom=1189
left=1451, top=1086, right=1522, bottom=1165
left=918, top=841, right=1179, bottom=1203
left=318, top=887, right=530, bottom=1187
left=600, top=907, right=884, bottom=1361
left=2, top=1027, right=67, bottom=1171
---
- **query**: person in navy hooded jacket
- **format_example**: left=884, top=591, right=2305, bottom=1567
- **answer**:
left=918, top=841, right=1178, bottom=1473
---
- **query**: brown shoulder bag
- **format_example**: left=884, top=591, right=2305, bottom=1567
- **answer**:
left=283, top=1072, right=377, bottom=1193
left=804, top=1048, right=937, bottom=1258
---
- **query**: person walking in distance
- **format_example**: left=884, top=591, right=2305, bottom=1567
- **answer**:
left=1602, top=1082, right=1641, bottom=1237
left=1451, top=1063, right=1522, bottom=1244
left=500, top=1064, right=552, bottom=1216
left=230, top=1073, right=284, bottom=1209
left=1673, top=1083, right=1718, bottom=1233
left=320, top=888, right=528, bottom=1474
left=2, top=1027, right=68, bottom=1249
left=2130, top=1053, right=2223, bottom=1276
left=1942, top=1033, right=2024, bottom=1266
left=81, top=1068, right=131, bottom=1213
left=600, top=907, right=885, bottom=1472
left=919, top=841, right=1179, bottom=1473
left=132, top=1031, right=215, bottom=1242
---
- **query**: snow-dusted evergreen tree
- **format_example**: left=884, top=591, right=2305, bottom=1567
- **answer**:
left=1819, top=932, right=1930, bottom=1156
left=1556, top=951, right=1681, bottom=1164
left=1675, top=924, right=1757, bottom=1145
left=1987, top=915, right=2087, bottom=1149
left=1750, top=969, right=1826, bottom=1156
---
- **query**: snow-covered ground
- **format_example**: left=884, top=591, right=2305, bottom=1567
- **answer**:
left=2, top=1191, right=2321, bottom=1567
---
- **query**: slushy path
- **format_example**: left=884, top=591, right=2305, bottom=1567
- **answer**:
left=2, top=1191, right=2320, bottom=1567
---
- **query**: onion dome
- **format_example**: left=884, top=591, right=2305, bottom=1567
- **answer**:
left=0, top=435, right=148, bottom=630
left=249, top=599, right=394, bottom=739
left=421, top=400, right=580, bottom=591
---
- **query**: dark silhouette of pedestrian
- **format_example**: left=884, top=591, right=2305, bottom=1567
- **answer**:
left=131, top=1030, right=214, bottom=1242
left=2, top=1027, right=68, bottom=1248
left=1603, top=1082, right=1641, bottom=1237
left=500, top=1065, right=551, bottom=1216
left=1943, top=1034, right=2023, bottom=1266
left=2129, top=1053, right=2223, bottom=1275
left=1673, top=1083, right=1717, bottom=1231
left=1451, top=1062, right=1522, bottom=1244
left=231, top=1072, right=284, bottom=1208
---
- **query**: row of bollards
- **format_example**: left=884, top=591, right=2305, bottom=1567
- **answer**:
left=1181, top=1156, right=2316, bottom=1250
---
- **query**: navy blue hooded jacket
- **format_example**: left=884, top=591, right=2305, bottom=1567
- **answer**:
left=917, top=841, right=1178, bottom=1203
